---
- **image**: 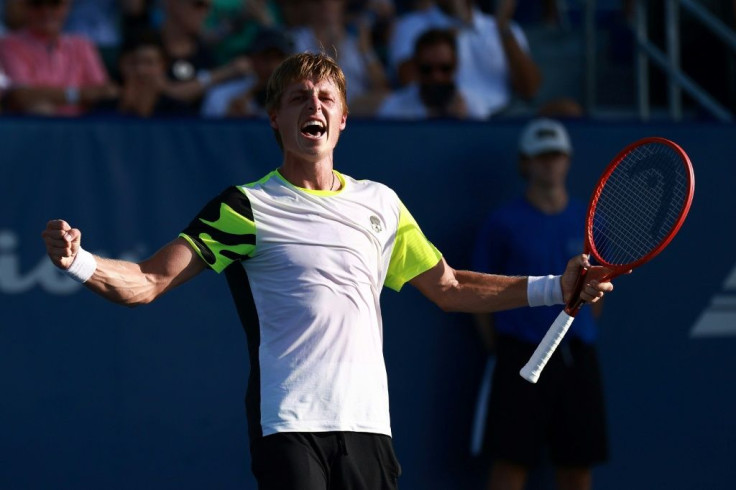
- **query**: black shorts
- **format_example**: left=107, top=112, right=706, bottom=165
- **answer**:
left=483, top=335, right=609, bottom=467
left=250, top=431, right=401, bottom=490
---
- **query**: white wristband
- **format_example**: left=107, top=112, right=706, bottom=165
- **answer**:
left=65, top=247, right=97, bottom=283
left=527, top=275, right=563, bottom=307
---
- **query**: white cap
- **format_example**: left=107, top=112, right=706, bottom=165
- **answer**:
left=518, top=118, right=572, bottom=157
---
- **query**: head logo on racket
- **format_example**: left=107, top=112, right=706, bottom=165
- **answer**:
left=520, top=137, right=695, bottom=383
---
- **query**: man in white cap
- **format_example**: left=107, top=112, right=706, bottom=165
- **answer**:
left=471, top=118, right=608, bottom=490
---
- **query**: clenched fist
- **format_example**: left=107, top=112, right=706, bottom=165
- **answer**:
left=41, top=219, right=82, bottom=270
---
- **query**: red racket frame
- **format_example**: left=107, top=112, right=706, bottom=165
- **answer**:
left=566, top=137, right=695, bottom=315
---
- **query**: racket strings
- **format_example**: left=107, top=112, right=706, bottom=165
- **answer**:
left=595, top=180, right=682, bottom=252
left=595, top=170, right=682, bottom=263
left=594, top=146, right=687, bottom=263
left=592, top=143, right=690, bottom=266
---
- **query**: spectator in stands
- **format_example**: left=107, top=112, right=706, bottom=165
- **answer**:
left=63, top=0, right=123, bottom=65
left=471, top=118, right=608, bottom=490
left=272, top=0, right=308, bottom=29
left=99, top=30, right=189, bottom=117
left=376, top=28, right=487, bottom=119
left=343, top=0, right=397, bottom=69
left=158, top=0, right=253, bottom=114
left=66, top=1, right=164, bottom=74
left=0, top=0, right=118, bottom=116
left=388, top=0, right=541, bottom=118
left=0, top=2, right=23, bottom=108
left=119, top=0, right=157, bottom=43
left=201, top=26, right=292, bottom=118
left=291, top=0, right=390, bottom=115
left=201, top=0, right=279, bottom=65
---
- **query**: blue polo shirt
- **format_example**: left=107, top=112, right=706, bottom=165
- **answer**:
left=472, top=197, right=597, bottom=344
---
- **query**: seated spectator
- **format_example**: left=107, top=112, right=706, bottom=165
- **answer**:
left=66, top=1, right=164, bottom=74
left=388, top=0, right=541, bottom=117
left=158, top=0, right=252, bottom=114
left=376, top=28, right=487, bottom=119
left=201, top=26, right=292, bottom=118
left=0, top=0, right=118, bottom=116
left=97, top=31, right=189, bottom=117
left=291, top=0, right=389, bottom=115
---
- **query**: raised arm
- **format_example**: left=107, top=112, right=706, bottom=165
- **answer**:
left=6, top=84, right=120, bottom=114
left=409, top=255, right=612, bottom=313
left=41, top=219, right=205, bottom=306
left=495, top=0, right=542, bottom=100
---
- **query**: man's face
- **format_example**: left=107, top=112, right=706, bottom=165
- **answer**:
left=26, top=0, right=71, bottom=37
left=416, top=43, right=456, bottom=86
left=415, top=42, right=457, bottom=109
left=134, top=46, right=167, bottom=85
left=524, top=151, right=571, bottom=188
left=269, top=77, right=347, bottom=160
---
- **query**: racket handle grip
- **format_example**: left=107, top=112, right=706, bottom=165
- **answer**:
left=519, top=311, right=576, bottom=383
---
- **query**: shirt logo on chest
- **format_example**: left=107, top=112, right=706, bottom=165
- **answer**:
left=370, top=216, right=383, bottom=233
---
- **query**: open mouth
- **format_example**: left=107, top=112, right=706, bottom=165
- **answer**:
left=300, top=120, right=326, bottom=138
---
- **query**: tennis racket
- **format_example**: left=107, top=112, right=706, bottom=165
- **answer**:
left=519, top=137, right=695, bottom=383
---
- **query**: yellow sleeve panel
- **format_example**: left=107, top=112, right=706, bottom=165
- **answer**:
left=384, top=201, right=442, bottom=292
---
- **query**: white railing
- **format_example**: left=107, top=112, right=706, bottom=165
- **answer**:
left=633, top=0, right=735, bottom=122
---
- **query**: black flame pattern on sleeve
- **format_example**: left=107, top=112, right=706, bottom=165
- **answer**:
left=181, top=186, right=256, bottom=267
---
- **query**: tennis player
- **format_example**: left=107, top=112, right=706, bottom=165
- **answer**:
left=41, top=52, right=613, bottom=490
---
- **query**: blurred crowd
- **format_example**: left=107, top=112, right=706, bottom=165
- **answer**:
left=0, top=0, right=611, bottom=120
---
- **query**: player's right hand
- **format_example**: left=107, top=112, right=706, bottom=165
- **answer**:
left=41, top=219, right=82, bottom=270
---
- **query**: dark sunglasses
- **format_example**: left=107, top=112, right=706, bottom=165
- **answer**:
left=417, top=63, right=454, bottom=76
left=28, top=0, right=66, bottom=7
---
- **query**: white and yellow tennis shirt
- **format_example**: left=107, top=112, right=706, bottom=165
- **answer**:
left=180, top=170, right=442, bottom=440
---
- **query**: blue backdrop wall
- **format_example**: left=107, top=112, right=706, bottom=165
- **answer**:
left=1, top=117, right=735, bottom=489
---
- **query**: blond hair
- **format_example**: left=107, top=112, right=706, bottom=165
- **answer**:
left=266, top=52, right=349, bottom=115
